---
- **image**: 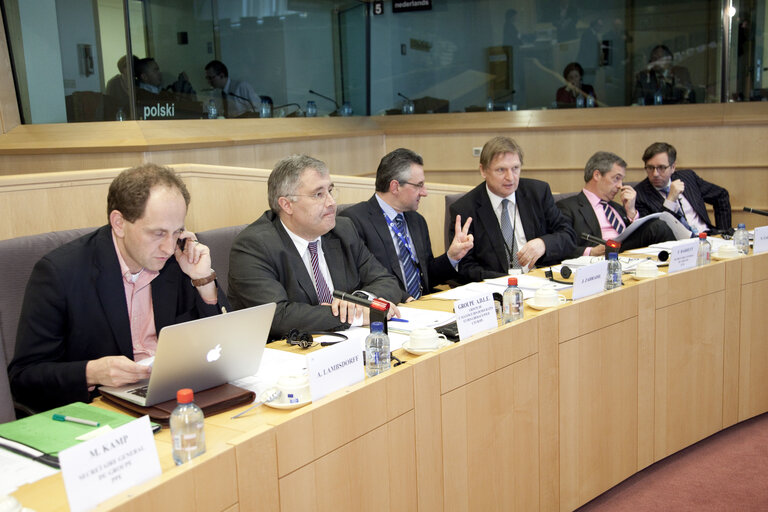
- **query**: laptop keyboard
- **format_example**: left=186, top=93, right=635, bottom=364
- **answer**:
left=128, top=385, right=149, bottom=398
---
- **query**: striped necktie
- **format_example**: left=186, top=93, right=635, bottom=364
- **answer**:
left=308, top=241, right=332, bottom=304
left=500, top=199, right=520, bottom=268
left=600, top=200, right=625, bottom=234
left=393, top=214, right=422, bottom=299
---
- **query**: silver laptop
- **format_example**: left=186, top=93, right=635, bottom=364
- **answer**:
left=99, top=303, right=275, bottom=407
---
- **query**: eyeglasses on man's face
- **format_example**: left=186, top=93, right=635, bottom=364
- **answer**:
left=644, top=164, right=671, bottom=173
left=289, top=186, right=337, bottom=202
left=399, top=180, right=426, bottom=190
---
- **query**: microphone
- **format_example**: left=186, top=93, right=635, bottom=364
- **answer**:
left=332, top=290, right=390, bottom=333
left=579, top=233, right=621, bottom=255
left=309, top=89, right=340, bottom=111
left=744, top=206, right=768, bottom=217
left=226, top=91, right=257, bottom=112
left=397, top=92, right=412, bottom=101
left=657, top=250, right=670, bottom=262
left=580, top=232, right=606, bottom=246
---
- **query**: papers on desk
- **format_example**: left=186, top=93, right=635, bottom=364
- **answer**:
left=433, top=274, right=570, bottom=302
left=561, top=255, right=660, bottom=272
left=0, top=446, right=58, bottom=495
left=388, top=307, right=455, bottom=333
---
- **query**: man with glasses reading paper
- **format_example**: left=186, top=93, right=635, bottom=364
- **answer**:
left=633, top=142, right=732, bottom=235
left=227, top=155, right=401, bottom=340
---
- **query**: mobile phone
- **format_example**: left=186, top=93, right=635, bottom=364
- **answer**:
left=177, top=237, right=187, bottom=251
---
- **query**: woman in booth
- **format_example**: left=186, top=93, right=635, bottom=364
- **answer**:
left=556, top=62, right=597, bottom=108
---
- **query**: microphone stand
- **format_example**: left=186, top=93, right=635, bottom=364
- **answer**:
left=309, top=89, right=340, bottom=115
left=226, top=91, right=257, bottom=114
left=744, top=207, right=768, bottom=217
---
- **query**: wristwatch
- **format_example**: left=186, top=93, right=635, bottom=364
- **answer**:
left=191, top=270, right=216, bottom=287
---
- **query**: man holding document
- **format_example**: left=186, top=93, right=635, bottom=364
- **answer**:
left=557, top=151, right=675, bottom=257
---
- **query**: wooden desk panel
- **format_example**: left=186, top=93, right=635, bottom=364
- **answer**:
left=654, top=291, right=726, bottom=459
left=441, top=354, right=539, bottom=512
left=559, top=318, right=639, bottom=511
left=738, top=279, right=768, bottom=421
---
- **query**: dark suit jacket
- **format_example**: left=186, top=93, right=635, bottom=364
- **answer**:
left=8, top=225, right=228, bottom=412
left=227, top=211, right=402, bottom=339
left=339, top=195, right=457, bottom=302
left=448, top=179, right=577, bottom=281
left=633, top=170, right=731, bottom=231
left=556, top=192, right=632, bottom=257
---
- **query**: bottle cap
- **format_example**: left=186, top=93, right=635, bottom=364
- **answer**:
left=177, top=388, right=194, bottom=404
left=507, top=277, right=518, bottom=286
left=608, top=252, right=618, bottom=260
left=371, top=321, right=384, bottom=333
left=699, top=232, right=707, bottom=239
left=738, top=223, right=746, bottom=229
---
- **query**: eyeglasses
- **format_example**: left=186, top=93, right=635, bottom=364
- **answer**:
left=490, top=166, right=521, bottom=176
left=289, top=186, right=337, bottom=202
left=644, top=164, right=671, bottom=173
left=400, top=180, right=426, bottom=190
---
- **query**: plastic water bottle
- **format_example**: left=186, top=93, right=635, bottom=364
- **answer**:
left=486, top=97, right=494, bottom=111
left=502, top=277, right=524, bottom=324
left=170, top=388, right=206, bottom=465
left=654, top=89, right=663, bottom=105
left=365, top=321, right=390, bottom=377
left=576, top=95, right=585, bottom=108
left=306, top=100, right=317, bottom=117
left=260, top=100, right=272, bottom=118
left=340, top=101, right=353, bottom=116
left=586, top=94, right=595, bottom=108
left=734, top=223, right=749, bottom=255
left=115, top=108, right=126, bottom=121
left=207, top=99, right=217, bottom=119
left=697, top=232, right=711, bottom=266
left=605, top=252, right=622, bottom=290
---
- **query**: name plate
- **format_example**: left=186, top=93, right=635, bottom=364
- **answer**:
left=59, top=416, right=160, bottom=512
left=668, top=240, right=699, bottom=273
left=753, top=226, right=768, bottom=254
left=308, top=338, right=364, bottom=402
left=572, top=260, right=608, bottom=300
left=454, top=292, right=497, bottom=341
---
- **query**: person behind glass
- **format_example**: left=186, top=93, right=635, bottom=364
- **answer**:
left=135, top=57, right=196, bottom=99
left=633, top=45, right=695, bottom=105
left=105, top=55, right=137, bottom=112
left=633, top=142, right=731, bottom=235
left=556, top=62, right=597, bottom=108
left=227, top=155, right=402, bottom=340
left=339, top=148, right=474, bottom=303
left=204, top=60, right=261, bottom=118
left=8, top=164, right=228, bottom=412
left=448, top=137, right=577, bottom=281
left=556, top=151, right=675, bottom=257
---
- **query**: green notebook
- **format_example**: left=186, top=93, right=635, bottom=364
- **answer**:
left=0, top=402, right=159, bottom=463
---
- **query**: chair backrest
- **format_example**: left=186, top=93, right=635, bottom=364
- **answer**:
left=552, top=191, right=580, bottom=204
left=444, top=192, right=467, bottom=251
left=0, top=227, right=97, bottom=423
left=196, top=224, right=247, bottom=296
left=0, top=228, right=98, bottom=367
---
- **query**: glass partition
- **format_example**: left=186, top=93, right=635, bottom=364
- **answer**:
left=2, top=0, right=765, bottom=124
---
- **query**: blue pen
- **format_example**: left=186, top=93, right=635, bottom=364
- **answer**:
left=389, top=318, right=409, bottom=323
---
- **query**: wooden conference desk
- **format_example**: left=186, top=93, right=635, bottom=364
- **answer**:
left=12, top=251, right=768, bottom=511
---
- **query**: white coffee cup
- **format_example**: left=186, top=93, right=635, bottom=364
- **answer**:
left=717, top=244, right=738, bottom=259
left=409, top=327, right=448, bottom=350
left=276, top=374, right=310, bottom=404
left=635, top=260, right=659, bottom=278
left=534, top=285, right=567, bottom=307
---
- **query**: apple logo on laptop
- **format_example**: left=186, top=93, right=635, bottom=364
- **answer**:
left=206, top=344, right=222, bottom=362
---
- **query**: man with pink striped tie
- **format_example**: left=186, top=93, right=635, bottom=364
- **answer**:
left=227, top=155, right=402, bottom=340
left=557, top=151, right=675, bottom=258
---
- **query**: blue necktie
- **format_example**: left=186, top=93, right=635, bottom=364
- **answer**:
left=600, top=201, right=625, bottom=234
left=661, top=186, right=696, bottom=235
left=393, top=214, right=422, bottom=299
left=500, top=199, right=520, bottom=268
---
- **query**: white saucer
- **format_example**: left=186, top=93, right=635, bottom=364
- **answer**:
left=265, top=399, right=311, bottom=410
left=631, top=273, right=661, bottom=280
left=525, top=298, right=564, bottom=310
left=401, top=339, right=450, bottom=355
left=712, top=253, right=741, bottom=261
